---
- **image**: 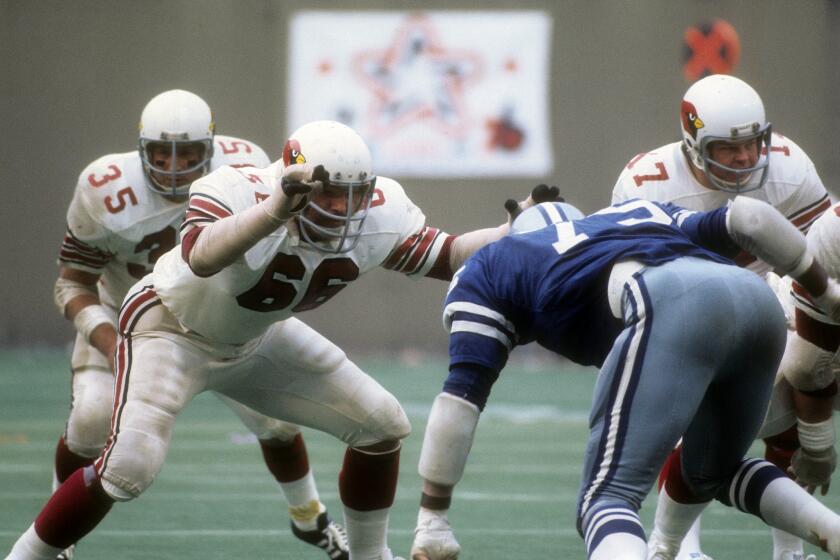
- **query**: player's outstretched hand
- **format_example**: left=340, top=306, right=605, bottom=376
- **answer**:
left=269, top=163, right=327, bottom=221
left=505, top=183, right=564, bottom=225
left=788, top=445, right=837, bottom=495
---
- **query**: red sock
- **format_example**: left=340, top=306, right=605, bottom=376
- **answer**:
left=339, top=446, right=400, bottom=511
left=54, top=436, right=96, bottom=484
left=657, top=446, right=680, bottom=491
left=662, top=446, right=706, bottom=504
left=764, top=425, right=799, bottom=476
left=259, top=434, right=310, bottom=483
left=34, top=467, right=114, bottom=548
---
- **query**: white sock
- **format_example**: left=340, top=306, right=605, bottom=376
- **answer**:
left=589, top=531, right=647, bottom=560
left=771, top=527, right=804, bottom=560
left=7, top=524, right=63, bottom=560
left=759, top=476, right=840, bottom=552
left=649, top=487, right=709, bottom=558
left=280, top=472, right=324, bottom=530
left=343, top=506, right=390, bottom=560
left=674, top=517, right=704, bottom=560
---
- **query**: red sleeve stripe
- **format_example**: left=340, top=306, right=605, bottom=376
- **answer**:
left=181, top=217, right=215, bottom=232
left=384, top=227, right=456, bottom=279
left=180, top=226, right=211, bottom=277
left=181, top=208, right=220, bottom=231
left=383, top=227, right=440, bottom=273
left=185, top=208, right=221, bottom=222
left=383, top=233, right=423, bottom=270
left=188, top=194, right=233, bottom=220
left=58, top=232, right=111, bottom=268
left=192, top=192, right=233, bottom=213
left=401, top=228, right=442, bottom=274
left=789, top=195, right=831, bottom=233
left=426, top=234, right=457, bottom=280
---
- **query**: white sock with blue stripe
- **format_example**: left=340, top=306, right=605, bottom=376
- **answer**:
left=583, top=503, right=647, bottom=560
left=722, top=458, right=840, bottom=554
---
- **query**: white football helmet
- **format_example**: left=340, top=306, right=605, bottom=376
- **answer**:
left=680, top=74, right=772, bottom=193
left=283, top=120, right=376, bottom=253
left=510, top=201, right=585, bottom=234
left=138, top=89, right=215, bottom=198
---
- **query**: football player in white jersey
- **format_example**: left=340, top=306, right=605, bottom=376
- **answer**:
left=49, top=91, right=348, bottom=560
left=5, top=120, right=551, bottom=560
left=611, top=75, right=833, bottom=560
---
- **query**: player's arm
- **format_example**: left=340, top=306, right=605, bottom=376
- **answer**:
left=780, top=208, right=840, bottom=494
left=412, top=267, right=509, bottom=560
left=449, top=184, right=563, bottom=273
left=388, top=184, right=563, bottom=282
left=724, top=196, right=840, bottom=317
left=413, top=363, right=499, bottom=560
left=780, top=315, right=839, bottom=495
left=54, top=266, right=117, bottom=371
left=185, top=164, right=324, bottom=277
left=58, top=188, right=118, bottom=369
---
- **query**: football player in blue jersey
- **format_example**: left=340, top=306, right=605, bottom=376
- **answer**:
left=409, top=198, right=840, bottom=560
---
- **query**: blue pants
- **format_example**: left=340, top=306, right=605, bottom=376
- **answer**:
left=577, top=257, right=786, bottom=530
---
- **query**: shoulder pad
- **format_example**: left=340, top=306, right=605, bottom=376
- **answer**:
left=211, top=135, right=271, bottom=170
left=190, top=164, right=274, bottom=215
left=364, top=176, right=426, bottom=237
left=764, top=132, right=812, bottom=185
left=73, top=152, right=160, bottom=227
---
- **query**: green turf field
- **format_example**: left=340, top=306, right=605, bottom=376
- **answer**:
left=0, top=348, right=836, bottom=559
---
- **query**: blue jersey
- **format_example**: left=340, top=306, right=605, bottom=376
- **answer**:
left=444, top=199, right=738, bottom=384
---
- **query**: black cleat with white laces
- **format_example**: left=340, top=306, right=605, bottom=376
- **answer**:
left=290, top=511, right=349, bottom=560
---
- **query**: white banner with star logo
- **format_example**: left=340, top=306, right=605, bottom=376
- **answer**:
left=287, top=10, right=553, bottom=178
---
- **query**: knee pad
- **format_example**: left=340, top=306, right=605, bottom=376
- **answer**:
left=99, top=427, right=167, bottom=501
left=65, top=369, right=115, bottom=457
left=355, top=391, right=411, bottom=447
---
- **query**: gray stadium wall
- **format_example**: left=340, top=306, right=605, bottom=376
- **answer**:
left=2, top=0, right=838, bottom=355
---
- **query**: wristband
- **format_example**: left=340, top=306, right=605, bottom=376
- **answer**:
left=73, top=305, right=114, bottom=344
left=798, top=417, right=836, bottom=452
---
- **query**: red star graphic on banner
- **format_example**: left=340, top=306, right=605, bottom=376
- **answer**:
left=352, top=14, right=483, bottom=138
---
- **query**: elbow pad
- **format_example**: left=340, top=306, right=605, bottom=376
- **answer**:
left=780, top=330, right=839, bottom=392
left=54, top=275, right=98, bottom=316
left=726, top=196, right=810, bottom=277
left=418, top=393, right=480, bottom=487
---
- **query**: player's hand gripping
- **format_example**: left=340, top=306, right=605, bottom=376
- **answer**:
left=504, top=183, right=563, bottom=225
left=267, top=163, right=327, bottom=222
left=411, top=515, right=461, bottom=560
left=789, top=445, right=837, bottom=495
